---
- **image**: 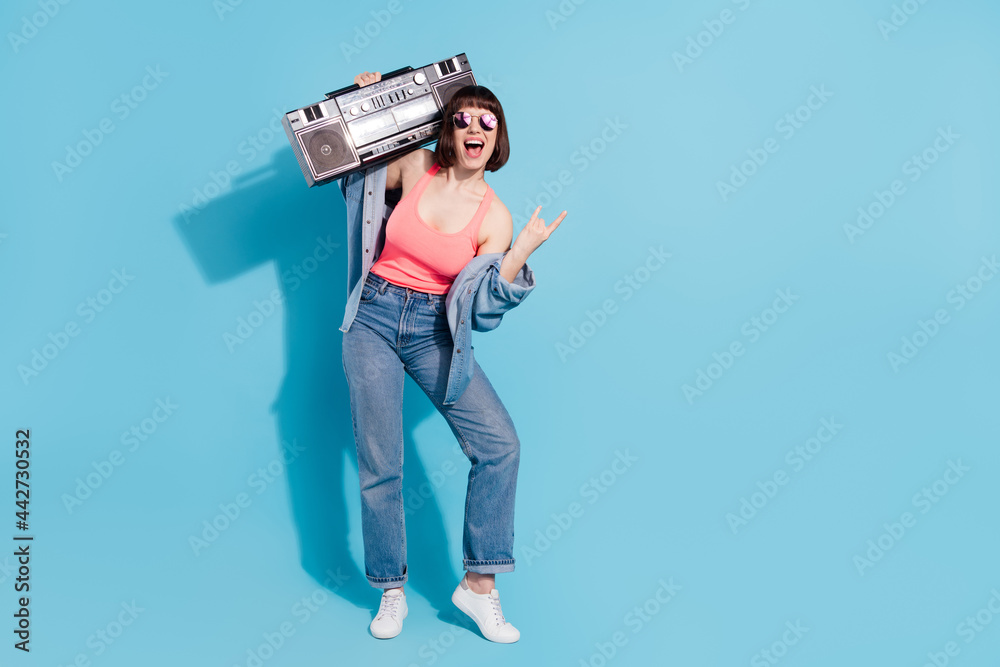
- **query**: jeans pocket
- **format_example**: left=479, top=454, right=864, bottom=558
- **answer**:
left=428, top=296, right=447, bottom=316
left=360, top=278, right=379, bottom=303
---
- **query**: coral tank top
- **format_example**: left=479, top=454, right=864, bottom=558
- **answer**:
left=369, top=162, right=494, bottom=294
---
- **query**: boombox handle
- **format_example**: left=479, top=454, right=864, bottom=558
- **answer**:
left=324, top=66, right=415, bottom=99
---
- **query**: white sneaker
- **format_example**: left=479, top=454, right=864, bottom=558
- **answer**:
left=369, top=589, right=407, bottom=639
left=451, top=577, right=520, bottom=643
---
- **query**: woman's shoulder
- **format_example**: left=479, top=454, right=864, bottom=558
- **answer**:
left=387, top=148, right=434, bottom=189
left=482, top=183, right=509, bottom=217
left=486, top=191, right=510, bottom=221
left=478, top=192, right=513, bottom=247
left=402, top=148, right=436, bottom=173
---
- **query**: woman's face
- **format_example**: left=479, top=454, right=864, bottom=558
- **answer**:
left=452, top=105, right=497, bottom=170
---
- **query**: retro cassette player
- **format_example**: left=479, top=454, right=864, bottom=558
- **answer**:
left=282, top=53, right=477, bottom=187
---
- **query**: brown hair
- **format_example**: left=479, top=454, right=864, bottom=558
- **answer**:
left=434, top=85, right=510, bottom=172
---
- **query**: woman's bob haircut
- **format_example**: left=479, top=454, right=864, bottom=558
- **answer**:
left=434, top=85, right=510, bottom=172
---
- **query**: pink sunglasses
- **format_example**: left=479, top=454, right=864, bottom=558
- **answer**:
left=452, top=111, right=498, bottom=131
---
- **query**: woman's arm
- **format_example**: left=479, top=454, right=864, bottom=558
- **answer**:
left=498, top=205, right=566, bottom=282
left=476, top=200, right=527, bottom=283
left=353, top=70, right=415, bottom=190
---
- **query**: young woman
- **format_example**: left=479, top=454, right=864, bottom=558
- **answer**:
left=341, top=70, right=565, bottom=642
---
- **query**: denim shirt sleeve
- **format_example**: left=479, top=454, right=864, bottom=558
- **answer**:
left=338, top=165, right=388, bottom=334
left=468, top=253, right=536, bottom=331
left=339, top=171, right=366, bottom=302
left=442, top=250, right=536, bottom=405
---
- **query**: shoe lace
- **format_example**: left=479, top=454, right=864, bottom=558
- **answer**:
left=489, top=594, right=507, bottom=626
left=376, top=593, right=401, bottom=620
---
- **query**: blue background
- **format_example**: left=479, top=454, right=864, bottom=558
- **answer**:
left=3, top=1, right=999, bottom=665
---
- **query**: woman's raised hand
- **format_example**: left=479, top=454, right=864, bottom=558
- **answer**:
left=354, top=71, right=381, bottom=87
left=511, top=206, right=566, bottom=258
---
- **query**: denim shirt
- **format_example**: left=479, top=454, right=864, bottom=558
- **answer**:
left=337, top=162, right=536, bottom=406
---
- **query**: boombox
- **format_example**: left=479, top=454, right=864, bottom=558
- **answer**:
left=282, top=53, right=476, bottom=187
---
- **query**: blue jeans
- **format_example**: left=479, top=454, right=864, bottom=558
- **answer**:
left=341, top=271, right=520, bottom=589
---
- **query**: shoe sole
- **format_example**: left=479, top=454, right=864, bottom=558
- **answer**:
left=451, top=586, right=519, bottom=643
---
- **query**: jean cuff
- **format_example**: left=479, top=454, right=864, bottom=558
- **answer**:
left=464, top=558, right=515, bottom=574
left=367, top=573, right=407, bottom=589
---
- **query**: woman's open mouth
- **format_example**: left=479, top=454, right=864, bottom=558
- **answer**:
left=463, top=138, right=484, bottom=159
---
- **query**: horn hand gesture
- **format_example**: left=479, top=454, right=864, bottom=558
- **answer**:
left=511, top=206, right=566, bottom=259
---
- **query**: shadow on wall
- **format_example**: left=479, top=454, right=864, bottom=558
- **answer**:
left=171, top=147, right=464, bottom=615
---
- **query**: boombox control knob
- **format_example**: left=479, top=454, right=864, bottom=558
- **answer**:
left=361, top=101, right=371, bottom=112
left=413, top=73, right=426, bottom=85
left=350, top=107, right=359, bottom=116
left=407, top=88, right=414, bottom=95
